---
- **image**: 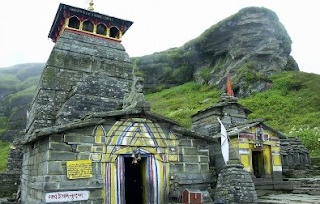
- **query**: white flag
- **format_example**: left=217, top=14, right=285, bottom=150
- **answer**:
left=218, top=118, right=229, bottom=164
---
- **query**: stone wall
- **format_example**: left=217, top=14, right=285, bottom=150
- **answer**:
left=0, top=172, right=20, bottom=198
left=0, top=144, right=23, bottom=199
left=21, top=113, right=217, bottom=203
left=169, top=137, right=214, bottom=202
left=280, top=137, right=311, bottom=176
left=7, top=145, right=23, bottom=171
left=21, top=132, right=104, bottom=204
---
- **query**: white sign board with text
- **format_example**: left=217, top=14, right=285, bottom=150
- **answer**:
left=45, top=191, right=89, bottom=203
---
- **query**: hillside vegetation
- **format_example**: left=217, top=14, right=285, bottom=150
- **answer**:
left=0, top=63, right=44, bottom=142
left=146, top=71, right=320, bottom=157
left=0, top=64, right=43, bottom=170
left=0, top=141, right=10, bottom=172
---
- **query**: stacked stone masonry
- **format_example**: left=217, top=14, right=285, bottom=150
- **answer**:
left=170, top=138, right=213, bottom=201
left=26, top=31, right=133, bottom=134
left=215, top=164, right=257, bottom=204
left=280, top=137, right=311, bottom=176
left=0, top=172, right=20, bottom=198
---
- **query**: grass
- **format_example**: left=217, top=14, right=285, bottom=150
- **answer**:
left=146, top=71, right=320, bottom=157
left=146, top=82, right=221, bottom=128
left=289, top=127, right=320, bottom=158
left=0, top=141, right=10, bottom=172
left=240, top=71, right=320, bottom=132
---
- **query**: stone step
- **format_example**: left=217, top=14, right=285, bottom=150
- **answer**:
left=292, top=187, right=320, bottom=195
left=258, top=193, right=320, bottom=204
left=257, top=200, right=286, bottom=204
left=301, top=183, right=320, bottom=188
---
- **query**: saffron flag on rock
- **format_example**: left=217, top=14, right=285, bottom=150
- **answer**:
left=218, top=118, right=229, bottom=164
left=226, top=72, right=234, bottom=97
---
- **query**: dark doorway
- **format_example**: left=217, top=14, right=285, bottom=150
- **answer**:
left=125, top=157, right=144, bottom=204
left=252, top=151, right=264, bottom=178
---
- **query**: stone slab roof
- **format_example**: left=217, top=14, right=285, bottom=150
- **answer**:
left=212, top=119, right=286, bottom=139
left=23, top=109, right=214, bottom=144
left=192, top=101, right=252, bottom=118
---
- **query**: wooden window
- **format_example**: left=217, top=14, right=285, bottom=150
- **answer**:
left=97, top=23, right=107, bottom=35
left=68, top=16, right=80, bottom=29
left=83, top=20, right=94, bottom=32
left=110, top=26, right=119, bottom=38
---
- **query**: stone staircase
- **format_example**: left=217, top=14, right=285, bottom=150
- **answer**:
left=290, top=176, right=320, bottom=195
left=257, top=176, right=320, bottom=204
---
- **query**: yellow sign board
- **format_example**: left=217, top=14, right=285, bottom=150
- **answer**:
left=67, top=160, right=93, bottom=179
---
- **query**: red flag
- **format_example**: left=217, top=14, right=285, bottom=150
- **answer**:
left=227, top=72, right=234, bottom=97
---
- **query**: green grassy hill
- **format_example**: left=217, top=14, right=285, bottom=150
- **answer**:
left=0, top=141, right=10, bottom=172
left=0, top=63, right=44, bottom=171
left=146, top=71, right=320, bottom=157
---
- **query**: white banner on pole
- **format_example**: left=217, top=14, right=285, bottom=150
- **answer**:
left=217, top=118, right=229, bottom=164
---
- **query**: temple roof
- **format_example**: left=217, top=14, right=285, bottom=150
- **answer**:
left=212, top=119, right=286, bottom=139
left=192, top=93, right=252, bottom=118
left=48, top=3, right=133, bottom=42
left=23, top=109, right=214, bottom=144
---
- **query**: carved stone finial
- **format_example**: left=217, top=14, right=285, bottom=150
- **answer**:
left=122, top=77, right=151, bottom=111
left=219, top=93, right=239, bottom=103
left=88, top=0, right=94, bottom=11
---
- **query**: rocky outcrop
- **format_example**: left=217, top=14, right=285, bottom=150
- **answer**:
left=133, top=7, right=299, bottom=96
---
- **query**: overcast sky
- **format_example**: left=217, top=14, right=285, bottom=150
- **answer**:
left=0, top=0, right=319, bottom=74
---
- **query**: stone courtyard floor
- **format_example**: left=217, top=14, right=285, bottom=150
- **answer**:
left=258, top=193, right=320, bottom=204
left=1, top=195, right=320, bottom=204
left=1, top=177, right=320, bottom=204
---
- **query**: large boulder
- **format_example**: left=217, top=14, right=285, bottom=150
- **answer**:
left=133, top=7, right=299, bottom=96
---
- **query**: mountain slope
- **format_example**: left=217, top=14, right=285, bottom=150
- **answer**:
left=146, top=71, right=320, bottom=157
left=0, top=63, right=44, bottom=141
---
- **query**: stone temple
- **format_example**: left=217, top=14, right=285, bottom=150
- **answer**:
left=1, top=2, right=311, bottom=204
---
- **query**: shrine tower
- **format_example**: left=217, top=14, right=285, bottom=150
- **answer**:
left=26, top=2, right=134, bottom=134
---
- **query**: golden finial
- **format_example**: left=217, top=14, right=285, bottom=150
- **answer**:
left=88, top=0, right=94, bottom=11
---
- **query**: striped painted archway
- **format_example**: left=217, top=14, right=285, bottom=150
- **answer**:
left=97, top=118, right=177, bottom=204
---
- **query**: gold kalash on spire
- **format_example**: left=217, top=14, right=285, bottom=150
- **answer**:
left=88, top=0, right=94, bottom=11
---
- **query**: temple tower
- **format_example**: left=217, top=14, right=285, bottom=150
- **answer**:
left=26, top=3, right=133, bottom=134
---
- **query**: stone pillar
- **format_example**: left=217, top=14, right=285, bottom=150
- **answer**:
left=214, top=158, right=257, bottom=204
